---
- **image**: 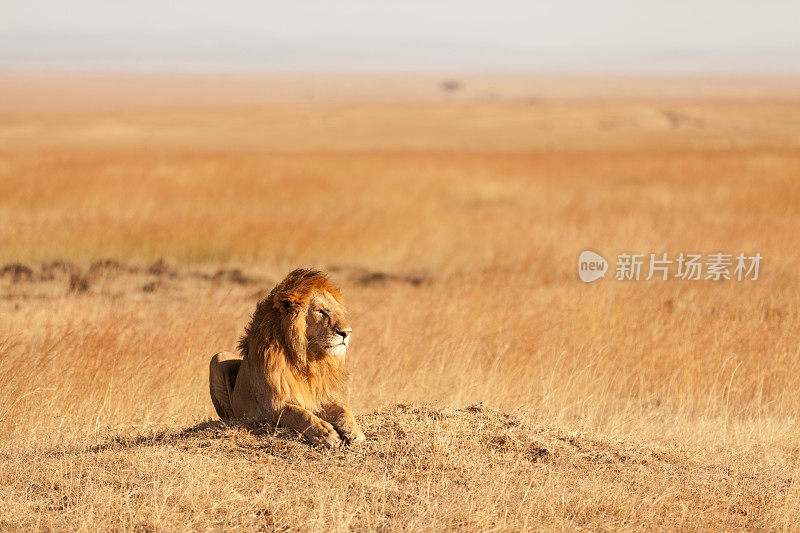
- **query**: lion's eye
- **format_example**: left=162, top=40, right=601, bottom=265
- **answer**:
left=317, top=309, right=328, bottom=317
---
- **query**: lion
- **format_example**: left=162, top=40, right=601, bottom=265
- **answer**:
left=209, top=268, right=365, bottom=447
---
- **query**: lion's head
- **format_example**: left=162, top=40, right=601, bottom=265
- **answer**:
left=236, top=268, right=350, bottom=409
left=271, top=268, right=351, bottom=360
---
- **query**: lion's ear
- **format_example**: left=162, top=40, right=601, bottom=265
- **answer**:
left=274, top=297, right=291, bottom=313
left=274, top=292, right=300, bottom=313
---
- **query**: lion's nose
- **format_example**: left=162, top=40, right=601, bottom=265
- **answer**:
left=336, top=328, right=351, bottom=341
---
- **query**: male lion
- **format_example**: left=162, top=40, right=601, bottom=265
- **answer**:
left=209, top=268, right=365, bottom=447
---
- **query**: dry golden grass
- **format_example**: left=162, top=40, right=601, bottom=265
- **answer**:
left=1, top=76, right=800, bottom=531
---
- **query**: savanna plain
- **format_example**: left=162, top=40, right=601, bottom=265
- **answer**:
left=1, top=75, right=800, bottom=531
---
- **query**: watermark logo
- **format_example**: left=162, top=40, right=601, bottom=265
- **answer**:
left=579, top=251, right=762, bottom=283
left=578, top=250, right=608, bottom=283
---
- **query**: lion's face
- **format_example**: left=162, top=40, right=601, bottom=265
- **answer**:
left=305, top=290, right=351, bottom=358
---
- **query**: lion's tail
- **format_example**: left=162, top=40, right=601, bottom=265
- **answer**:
left=209, top=351, right=243, bottom=420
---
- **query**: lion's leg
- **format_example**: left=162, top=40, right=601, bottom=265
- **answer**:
left=209, top=352, right=242, bottom=420
left=318, top=401, right=366, bottom=445
left=276, top=404, right=343, bottom=448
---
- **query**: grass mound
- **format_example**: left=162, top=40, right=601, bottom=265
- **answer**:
left=2, top=404, right=785, bottom=531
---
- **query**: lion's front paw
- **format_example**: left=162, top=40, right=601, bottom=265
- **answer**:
left=307, top=421, right=343, bottom=448
left=346, top=429, right=366, bottom=445
left=339, top=425, right=365, bottom=445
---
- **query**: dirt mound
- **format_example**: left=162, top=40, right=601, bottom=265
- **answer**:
left=0, top=263, right=33, bottom=281
left=328, top=265, right=431, bottom=287
left=89, top=259, right=139, bottom=275
left=8, top=404, right=784, bottom=530
left=0, top=259, right=268, bottom=295
left=76, top=403, right=704, bottom=479
left=58, top=403, right=689, bottom=469
left=0, top=260, right=433, bottom=298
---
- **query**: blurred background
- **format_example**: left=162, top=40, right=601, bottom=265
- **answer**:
left=2, top=0, right=799, bottom=73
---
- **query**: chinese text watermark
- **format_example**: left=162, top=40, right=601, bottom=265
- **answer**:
left=578, top=251, right=761, bottom=283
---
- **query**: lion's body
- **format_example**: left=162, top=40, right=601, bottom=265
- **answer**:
left=208, top=351, right=241, bottom=420
left=209, top=269, right=364, bottom=447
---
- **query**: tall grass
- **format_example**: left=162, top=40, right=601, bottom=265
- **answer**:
left=2, top=144, right=800, bottom=453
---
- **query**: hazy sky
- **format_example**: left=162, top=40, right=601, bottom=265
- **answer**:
left=1, top=0, right=799, bottom=73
